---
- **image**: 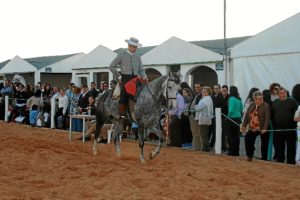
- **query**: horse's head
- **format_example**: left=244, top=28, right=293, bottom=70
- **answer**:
left=162, top=72, right=180, bottom=109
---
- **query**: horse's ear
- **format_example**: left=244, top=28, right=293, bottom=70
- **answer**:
left=176, top=71, right=181, bottom=80
left=168, top=70, right=181, bottom=83
left=174, top=71, right=181, bottom=84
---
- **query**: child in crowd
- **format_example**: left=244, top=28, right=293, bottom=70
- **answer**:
left=29, top=105, right=39, bottom=127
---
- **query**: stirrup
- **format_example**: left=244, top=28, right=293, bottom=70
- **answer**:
left=119, top=114, right=126, bottom=120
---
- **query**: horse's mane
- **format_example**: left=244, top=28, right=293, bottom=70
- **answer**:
left=148, top=75, right=168, bottom=90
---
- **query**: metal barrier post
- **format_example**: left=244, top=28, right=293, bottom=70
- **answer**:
left=51, top=98, right=55, bottom=129
left=215, top=108, right=222, bottom=154
left=4, top=96, right=9, bottom=122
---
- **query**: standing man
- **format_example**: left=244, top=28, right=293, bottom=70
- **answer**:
left=0, top=80, right=13, bottom=97
left=109, top=37, right=148, bottom=118
left=188, top=82, right=203, bottom=150
left=89, top=81, right=99, bottom=99
left=78, top=84, right=91, bottom=114
left=209, top=84, right=223, bottom=149
left=271, top=87, right=298, bottom=164
left=220, top=85, right=229, bottom=152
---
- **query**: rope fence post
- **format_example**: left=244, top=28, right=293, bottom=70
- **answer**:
left=4, top=96, right=9, bottom=122
left=215, top=108, right=222, bottom=154
left=51, top=98, right=55, bottom=129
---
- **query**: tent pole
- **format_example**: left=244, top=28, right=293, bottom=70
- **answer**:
left=224, top=0, right=228, bottom=85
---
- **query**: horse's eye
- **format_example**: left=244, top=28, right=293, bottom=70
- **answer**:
left=168, top=86, right=172, bottom=89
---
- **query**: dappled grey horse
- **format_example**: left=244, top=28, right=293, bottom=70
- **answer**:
left=92, top=74, right=179, bottom=163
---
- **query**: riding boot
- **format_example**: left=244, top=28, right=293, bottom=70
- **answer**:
left=119, top=104, right=126, bottom=119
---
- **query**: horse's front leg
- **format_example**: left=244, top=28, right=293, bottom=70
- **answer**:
left=149, top=128, right=163, bottom=159
left=138, top=127, right=146, bottom=163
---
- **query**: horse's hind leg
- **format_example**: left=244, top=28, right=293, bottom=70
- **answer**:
left=91, top=134, right=98, bottom=155
left=113, top=122, right=122, bottom=157
left=92, top=121, right=102, bottom=156
left=138, top=127, right=146, bottom=163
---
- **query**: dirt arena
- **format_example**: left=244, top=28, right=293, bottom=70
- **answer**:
left=0, top=121, right=300, bottom=200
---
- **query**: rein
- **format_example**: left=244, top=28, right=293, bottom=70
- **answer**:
left=144, top=84, right=160, bottom=103
left=144, top=77, right=178, bottom=105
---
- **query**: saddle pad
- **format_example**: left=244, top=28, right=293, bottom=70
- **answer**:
left=125, top=77, right=143, bottom=97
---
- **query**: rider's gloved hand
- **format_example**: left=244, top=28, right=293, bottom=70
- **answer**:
left=143, top=78, right=148, bottom=84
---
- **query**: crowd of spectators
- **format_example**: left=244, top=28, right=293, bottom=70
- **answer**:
left=166, top=81, right=300, bottom=165
left=0, top=79, right=115, bottom=130
left=1, top=78, right=300, bottom=165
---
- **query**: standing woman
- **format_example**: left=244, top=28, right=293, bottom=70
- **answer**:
left=227, top=86, right=243, bottom=156
left=241, top=91, right=270, bottom=161
left=243, top=87, right=259, bottom=119
left=194, top=86, right=214, bottom=152
left=181, top=88, right=193, bottom=147
left=69, top=87, right=82, bottom=132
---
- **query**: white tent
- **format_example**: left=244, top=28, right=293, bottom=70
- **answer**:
left=142, top=36, right=223, bottom=65
left=40, top=53, right=85, bottom=73
left=72, top=45, right=117, bottom=69
left=0, top=55, right=36, bottom=73
left=230, top=12, right=300, bottom=101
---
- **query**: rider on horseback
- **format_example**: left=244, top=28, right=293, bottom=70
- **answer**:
left=109, top=37, right=148, bottom=119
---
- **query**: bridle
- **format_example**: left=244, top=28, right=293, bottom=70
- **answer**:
left=165, top=78, right=178, bottom=102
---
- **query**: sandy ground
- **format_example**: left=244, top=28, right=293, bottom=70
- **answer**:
left=0, top=121, right=300, bottom=200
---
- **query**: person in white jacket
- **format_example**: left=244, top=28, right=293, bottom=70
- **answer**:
left=194, top=86, right=214, bottom=152
left=54, top=88, right=68, bottom=129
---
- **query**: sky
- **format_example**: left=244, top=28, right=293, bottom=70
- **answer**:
left=0, top=0, right=299, bottom=62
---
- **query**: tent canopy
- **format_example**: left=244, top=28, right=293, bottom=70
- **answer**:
left=230, top=12, right=300, bottom=101
left=0, top=55, right=36, bottom=74
left=142, top=36, right=223, bottom=66
left=40, top=53, right=85, bottom=73
left=25, top=53, right=79, bottom=70
left=73, top=45, right=117, bottom=69
left=231, top=12, right=300, bottom=58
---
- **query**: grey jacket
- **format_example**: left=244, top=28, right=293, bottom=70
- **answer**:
left=109, top=51, right=147, bottom=79
left=195, top=96, right=214, bottom=125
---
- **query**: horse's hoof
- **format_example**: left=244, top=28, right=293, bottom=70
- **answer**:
left=93, top=150, right=98, bottom=156
left=93, top=145, right=98, bottom=156
left=149, top=152, right=154, bottom=160
left=140, top=159, right=146, bottom=164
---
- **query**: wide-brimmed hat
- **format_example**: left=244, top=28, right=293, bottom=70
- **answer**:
left=125, top=37, right=142, bottom=47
